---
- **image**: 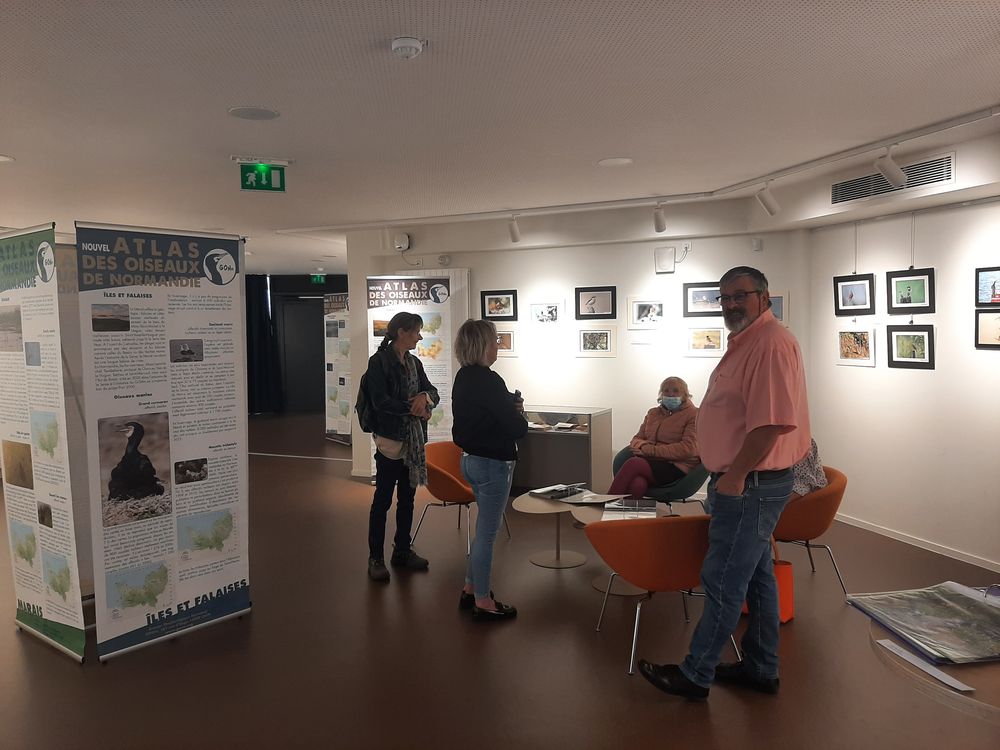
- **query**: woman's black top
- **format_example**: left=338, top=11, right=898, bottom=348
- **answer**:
left=365, top=346, right=439, bottom=441
left=452, top=365, right=528, bottom=461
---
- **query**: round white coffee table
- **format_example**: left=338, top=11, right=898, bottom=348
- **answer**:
left=512, top=492, right=586, bottom=568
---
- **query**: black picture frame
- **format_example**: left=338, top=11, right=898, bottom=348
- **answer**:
left=574, top=285, right=617, bottom=320
left=886, top=324, right=934, bottom=369
left=886, top=267, right=935, bottom=315
left=682, top=282, right=722, bottom=317
left=975, top=310, right=1000, bottom=350
left=480, top=289, right=517, bottom=322
left=975, top=266, right=1000, bottom=308
left=833, top=273, right=875, bottom=316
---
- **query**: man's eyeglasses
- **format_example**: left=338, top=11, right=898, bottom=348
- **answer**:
left=715, top=290, right=762, bottom=305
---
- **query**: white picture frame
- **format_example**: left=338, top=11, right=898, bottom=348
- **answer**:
left=577, top=325, right=617, bottom=357
left=769, top=291, right=788, bottom=324
left=496, top=329, right=516, bottom=357
left=836, top=328, right=876, bottom=367
left=685, top=326, right=726, bottom=357
left=626, top=296, right=664, bottom=330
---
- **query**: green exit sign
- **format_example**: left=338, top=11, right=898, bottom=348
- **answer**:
left=240, top=163, right=285, bottom=192
left=310, top=274, right=326, bottom=284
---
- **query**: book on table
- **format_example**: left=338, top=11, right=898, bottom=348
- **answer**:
left=603, top=497, right=658, bottom=511
left=528, top=483, right=585, bottom=499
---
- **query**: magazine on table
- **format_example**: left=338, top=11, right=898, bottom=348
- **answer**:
left=529, top=483, right=585, bottom=500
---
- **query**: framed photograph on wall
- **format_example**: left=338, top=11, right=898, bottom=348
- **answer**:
left=975, top=310, right=1000, bottom=350
left=836, top=328, right=876, bottom=367
left=887, top=324, right=934, bottom=369
left=685, top=326, right=726, bottom=357
left=975, top=266, right=1000, bottom=307
left=626, top=297, right=663, bottom=329
left=769, top=291, right=788, bottom=324
left=481, top=290, right=517, bottom=321
left=683, top=282, right=722, bottom=317
left=577, top=325, right=617, bottom=357
left=496, top=329, right=516, bottom=356
left=886, top=267, right=935, bottom=315
left=530, top=301, right=562, bottom=323
left=575, top=286, right=617, bottom=320
left=833, top=273, right=875, bottom=316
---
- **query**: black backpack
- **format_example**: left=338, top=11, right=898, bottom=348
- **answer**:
left=355, top=373, right=376, bottom=433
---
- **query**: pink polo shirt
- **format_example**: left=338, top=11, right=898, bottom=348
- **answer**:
left=697, top=309, right=810, bottom=473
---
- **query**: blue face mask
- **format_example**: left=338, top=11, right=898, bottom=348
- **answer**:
left=660, top=396, right=683, bottom=411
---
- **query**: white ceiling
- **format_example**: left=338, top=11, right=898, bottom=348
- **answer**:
left=2, top=1, right=999, bottom=274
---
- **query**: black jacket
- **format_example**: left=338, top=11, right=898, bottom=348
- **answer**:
left=365, top=346, right=440, bottom=442
left=452, top=365, right=528, bottom=461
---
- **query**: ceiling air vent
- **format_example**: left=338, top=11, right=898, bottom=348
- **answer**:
left=831, top=154, right=954, bottom=204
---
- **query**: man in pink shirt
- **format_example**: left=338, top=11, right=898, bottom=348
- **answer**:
left=639, top=266, right=810, bottom=701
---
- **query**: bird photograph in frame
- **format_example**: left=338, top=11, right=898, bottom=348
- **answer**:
left=886, top=267, right=935, bottom=315
left=627, top=297, right=663, bottom=330
left=886, top=324, right=934, bottom=369
left=833, top=273, right=875, bottom=316
left=530, top=302, right=561, bottom=323
left=98, top=412, right=172, bottom=527
left=975, top=310, right=1000, bottom=350
left=975, top=265, right=1000, bottom=307
left=836, top=328, right=876, bottom=367
left=682, top=282, right=722, bottom=317
left=577, top=325, right=616, bottom=357
left=496, top=329, right=516, bottom=356
left=575, top=285, right=616, bottom=320
left=481, top=290, right=517, bottom=321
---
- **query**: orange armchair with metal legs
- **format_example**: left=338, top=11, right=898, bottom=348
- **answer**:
left=773, top=466, right=849, bottom=595
left=413, top=441, right=511, bottom=555
left=585, top=514, right=739, bottom=674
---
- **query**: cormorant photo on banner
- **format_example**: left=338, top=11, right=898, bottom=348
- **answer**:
left=97, top=413, right=172, bottom=527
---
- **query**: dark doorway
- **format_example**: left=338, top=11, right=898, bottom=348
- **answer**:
left=276, top=296, right=325, bottom=412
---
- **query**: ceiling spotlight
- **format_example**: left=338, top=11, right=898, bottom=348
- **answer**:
left=597, top=157, right=633, bottom=167
left=755, top=184, right=780, bottom=217
left=653, top=204, right=667, bottom=233
left=227, top=106, right=281, bottom=121
left=507, top=216, right=521, bottom=243
left=391, top=37, right=424, bottom=60
left=874, top=147, right=907, bottom=188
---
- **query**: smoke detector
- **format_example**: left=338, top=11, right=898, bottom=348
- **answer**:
left=391, top=37, right=424, bottom=60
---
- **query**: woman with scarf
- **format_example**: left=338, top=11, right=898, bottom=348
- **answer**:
left=364, top=311, right=440, bottom=582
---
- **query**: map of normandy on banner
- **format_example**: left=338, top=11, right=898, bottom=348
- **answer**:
left=76, top=223, right=250, bottom=659
left=0, top=224, right=87, bottom=660
left=366, top=276, right=454, bottom=449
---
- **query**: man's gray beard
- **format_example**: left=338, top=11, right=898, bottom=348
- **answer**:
left=724, top=312, right=749, bottom=333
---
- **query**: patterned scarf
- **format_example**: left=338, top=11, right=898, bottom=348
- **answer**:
left=402, top=354, right=428, bottom=487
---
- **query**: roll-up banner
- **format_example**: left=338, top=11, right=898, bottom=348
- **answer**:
left=75, top=223, right=250, bottom=660
left=324, top=293, right=351, bottom=443
left=0, top=224, right=87, bottom=660
left=365, top=276, right=454, bottom=466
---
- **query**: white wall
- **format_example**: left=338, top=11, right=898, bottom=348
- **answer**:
left=807, top=204, right=1000, bottom=571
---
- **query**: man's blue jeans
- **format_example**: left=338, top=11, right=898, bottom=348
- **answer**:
left=680, top=470, right=792, bottom=688
left=461, top=454, right=514, bottom=599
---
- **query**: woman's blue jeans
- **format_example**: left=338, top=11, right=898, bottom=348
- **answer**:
left=461, top=454, right=514, bottom=599
left=680, top=470, right=792, bottom=688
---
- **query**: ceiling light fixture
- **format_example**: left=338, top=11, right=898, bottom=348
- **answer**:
left=391, top=37, right=424, bottom=60
left=755, top=183, right=780, bottom=217
left=507, top=215, right=521, bottom=243
left=874, top=147, right=907, bottom=188
left=653, top=203, right=666, bottom=233
left=0, top=154, right=15, bottom=163
left=598, top=157, right=633, bottom=167
left=227, top=106, right=281, bottom=121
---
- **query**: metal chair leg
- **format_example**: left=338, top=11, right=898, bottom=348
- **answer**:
left=502, top=511, right=512, bottom=539
left=804, top=540, right=817, bottom=572
left=628, top=594, right=652, bottom=675
left=680, top=591, right=690, bottom=622
left=412, top=503, right=438, bottom=544
left=456, top=504, right=462, bottom=529
left=819, top=543, right=848, bottom=595
left=596, top=572, right=616, bottom=632
left=730, top=634, right=742, bottom=661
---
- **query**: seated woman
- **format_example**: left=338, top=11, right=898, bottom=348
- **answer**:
left=789, top=438, right=827, bottom=501
left=608, top=376, right=699, bottom=499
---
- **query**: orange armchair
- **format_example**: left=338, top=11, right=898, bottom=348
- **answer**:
left=773, top=466, right=848, bottom=595
left=585, top=514, right=738, bottom=674
left=413, top=441, right=510, bottom=555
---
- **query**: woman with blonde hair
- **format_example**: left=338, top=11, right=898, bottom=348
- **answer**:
left=608, top=376, right=700, bottom=498
left=452, top=318, right=527, bottom=621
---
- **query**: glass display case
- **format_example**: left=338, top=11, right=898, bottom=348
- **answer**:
left=512, top=406, right=612, bottom=493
